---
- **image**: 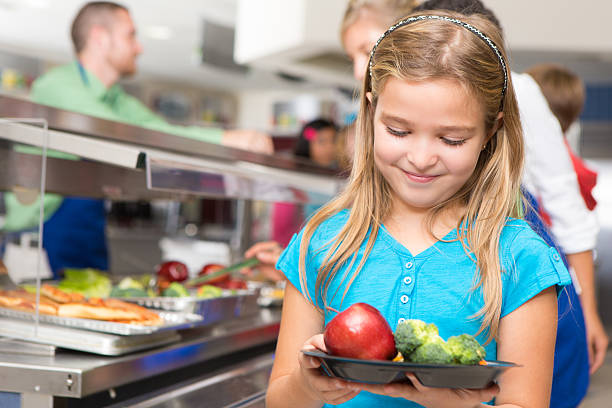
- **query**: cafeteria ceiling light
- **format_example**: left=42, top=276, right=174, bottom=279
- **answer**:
left=0, top=0, right=49, bottom=9
left=143, top=25, right=174, bottom=41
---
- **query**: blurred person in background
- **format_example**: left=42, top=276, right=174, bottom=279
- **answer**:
left=272, top=119, right=338, bottom=248
left=527, top=64, right=599, bottom=212
left=293, top=118, right=340, bottom=168
left=2, top=1, right=273, bottom=277
left=33, top=1, right=273, bottom=152
left=339, top=0, right=606, bottom=406
left=246, top=119, right=349, bottom=281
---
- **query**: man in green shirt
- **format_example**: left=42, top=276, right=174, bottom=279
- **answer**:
left=2, top=1, right=273, bottom=275
left=32, top=1, right=273, bottom=152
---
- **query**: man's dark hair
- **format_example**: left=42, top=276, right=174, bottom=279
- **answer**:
left=71, top=1, right=128, bottom=53
left=413, top=0, right=502, bottom=31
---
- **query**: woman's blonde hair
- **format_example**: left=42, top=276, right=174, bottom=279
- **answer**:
left=340, top=0, right=418, bottom=39
left=300, top=11, right=524, bottom=343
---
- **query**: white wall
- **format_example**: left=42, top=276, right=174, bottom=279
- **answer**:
left=484, top=0, right=612, bottom=55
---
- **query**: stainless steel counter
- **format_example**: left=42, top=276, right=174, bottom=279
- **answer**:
left=0, top=308, right=280, bottom=404
left=0, top=95, right=344, bottom=203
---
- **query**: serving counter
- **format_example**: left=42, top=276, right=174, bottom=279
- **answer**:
left=0, top=308, right=281, bottom=407
left=0, top=94, right=338, bottom=407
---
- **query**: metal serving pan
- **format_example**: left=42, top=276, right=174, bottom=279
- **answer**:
left=0, top=307, right=202, bottom=336
left=0, top=317, right=181, bottom=355
left=121, top=289, right=260, bottom=324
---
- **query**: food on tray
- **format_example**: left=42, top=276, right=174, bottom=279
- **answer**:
left=394, top=319, right=486, bottom=365
left=0, top=289, right=59, bottom=315
left=196, top=284, right=223, bottom=299
left=198, top=263, right=229, bottom=285
left=157, top=261, right=189, bottom=283
left=162, top=282, right=190, bottom=297
left=110, top=277, right=148, bottom=298
left=41, top=283, right=85, bottom=303
left=322, top=303, right=486, bottom=365
left=447, top=334, right=487, bottom=365
left=0, top=285, right=162, bottom=325
left=57, top=268, right=112, bottom=298
left=324, top=303, right=397, bottom=360
left=188, top=262, right=249, bottom=290
left=214, top=279, right=247, bottom=290
left=58, top=297, right=163, bottom=326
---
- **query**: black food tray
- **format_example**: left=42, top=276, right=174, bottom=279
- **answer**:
left=303, top=350, right=516, bottom=389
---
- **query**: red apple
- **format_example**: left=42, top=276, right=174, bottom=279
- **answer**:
left=198, top=263, right=231, bottom=285
left=215, top=279, right=248, bottom=290
left=156, top=261, right=188, bottom=282
left=324, top=303, right=396, bottom=360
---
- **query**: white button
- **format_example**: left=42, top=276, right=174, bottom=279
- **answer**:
left=398, top=318, right=406, bottom=324
left=400, top=295, right=409, bottom=303
left=405, top=261, right=413, bottom=269
left=403, top=276, right=412, bottom=285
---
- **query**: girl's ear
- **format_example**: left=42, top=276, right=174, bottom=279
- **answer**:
left=486, top=112, right=504, bottom=142
left=366, top=92, right=373, bottom=105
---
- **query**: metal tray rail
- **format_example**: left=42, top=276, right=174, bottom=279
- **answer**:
left=0, top=317, right=182, bottom=355
left=0, top=307, right=202, bottom=336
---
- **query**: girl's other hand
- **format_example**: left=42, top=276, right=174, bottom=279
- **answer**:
left=353, top=372, right=499, bottom=408
left=298, top=334, right=360, bottom=405
left=242, top=241, right=285, bottom=282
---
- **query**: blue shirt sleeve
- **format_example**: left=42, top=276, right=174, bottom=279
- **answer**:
left=276, top=210, right=350, bottom=309
left=276, top=229, right=325, bottom=308
left=500, top=222, right=572, bottom=318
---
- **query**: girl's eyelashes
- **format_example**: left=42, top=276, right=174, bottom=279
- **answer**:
left=386, top=126, right=410, bottom=137
left=386, top=125, right=467, bottom=146
left=441, top=137, right=467, bottom=146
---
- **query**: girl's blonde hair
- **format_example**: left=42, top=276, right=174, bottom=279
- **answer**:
left=300, top=11, right=524, bottom=343
left=340, top=0, right=418, bottom=39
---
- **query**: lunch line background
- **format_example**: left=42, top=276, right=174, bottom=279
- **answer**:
left=0, top=1, right=610, bottom=331
left=0, top=3, right=609, bottom=315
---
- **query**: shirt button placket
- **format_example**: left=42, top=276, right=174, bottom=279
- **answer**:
left=398, top=258, right=415, bottom=325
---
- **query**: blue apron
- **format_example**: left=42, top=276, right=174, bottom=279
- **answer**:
left=42, top=63, right=108, bottom=277
left=43, top=197, right=108, bottom=276
left=523, top=190, right=589, bottom=408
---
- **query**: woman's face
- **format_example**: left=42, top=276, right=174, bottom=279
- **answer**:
left=373, top=77, right=490, bottom=211
left=309, top=127, right=338, bottom=167
left=342, top=9, right=387, bottom=82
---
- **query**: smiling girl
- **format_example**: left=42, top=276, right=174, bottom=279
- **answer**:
left=266, top=11, right=571, bottom=408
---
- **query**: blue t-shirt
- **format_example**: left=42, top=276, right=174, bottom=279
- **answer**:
left=276, top=209, right=571, bottom=408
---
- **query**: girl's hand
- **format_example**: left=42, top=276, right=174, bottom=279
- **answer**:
left=298, top=334, right=360, bottom=405
left=352, top=373, right=499, bottom=408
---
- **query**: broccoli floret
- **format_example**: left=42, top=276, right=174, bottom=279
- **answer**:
left=447, top=334, right=486, bottom=365
left=409, top=335, right=454, bottom=364
left=394, top=319, right=439, bottom=355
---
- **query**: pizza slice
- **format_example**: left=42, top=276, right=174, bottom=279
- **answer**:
left=58, top=301, right=143, bottom=321
left=0, top=289, right=59, bottom=315
left=41, top=284, right=84, bottom=303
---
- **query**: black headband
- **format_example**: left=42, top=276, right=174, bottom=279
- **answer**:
left=369, top=15, right=508, bottom=106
